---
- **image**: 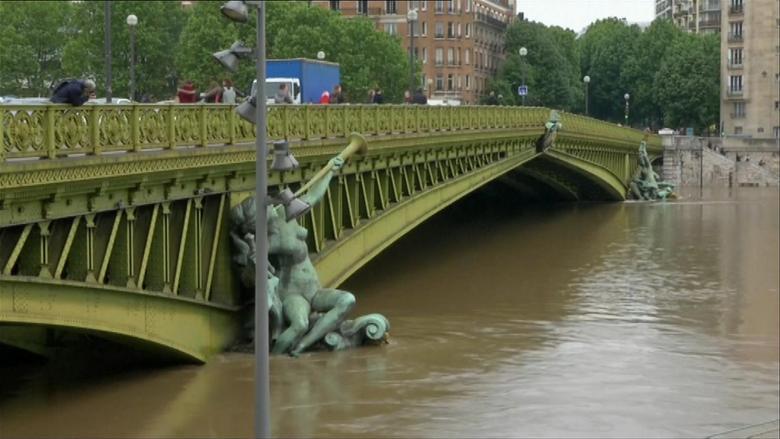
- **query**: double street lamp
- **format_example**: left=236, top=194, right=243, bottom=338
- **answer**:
left=624, top=92, right=630, bottom=126
left=583, top=75, right=590, bottom=116
left=519, top=47, right=527, bottom=106
left=407, top=8, right=418, bottom=96
left=126, top=14, right=138, bottom=101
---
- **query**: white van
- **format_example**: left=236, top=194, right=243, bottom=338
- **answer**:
left=251, top=78, right=301, bottom=105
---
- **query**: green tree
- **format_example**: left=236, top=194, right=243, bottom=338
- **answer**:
left=174, top=1, right=248, bottom=96
left=654, top=32, right=720, bottom=133
left=62, top=1, right=187, bottom=100
left=175, top=1, right=410, bottom=102
left=492, top=20, right=581, bottom=110
left=578, top=18, right=642, bottom=122
left=0, top=1, right=70, bottom=96
left=620, top=19, right=681, bottom=129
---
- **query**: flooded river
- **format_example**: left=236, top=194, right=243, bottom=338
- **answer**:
left=1, top=186, right=778, bottom=438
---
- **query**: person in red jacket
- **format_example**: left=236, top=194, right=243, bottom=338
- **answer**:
left=177, top=80, right=197, bottom=103
left=319, top=90, right=330, bottom=104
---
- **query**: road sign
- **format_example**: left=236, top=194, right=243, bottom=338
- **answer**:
left=517, top=85, right=528, bottom=96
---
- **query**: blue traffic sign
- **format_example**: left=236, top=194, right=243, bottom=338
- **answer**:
left=517, top=85, right=528, bottom=96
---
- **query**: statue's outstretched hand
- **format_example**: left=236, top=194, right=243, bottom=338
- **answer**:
left=330, top=156, right=345, bottom=171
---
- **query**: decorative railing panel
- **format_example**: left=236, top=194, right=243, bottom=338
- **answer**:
left=0, top=104, right=657, bottom=163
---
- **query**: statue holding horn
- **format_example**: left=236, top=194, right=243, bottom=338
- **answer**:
left=229, top=133, right=390, bottom=356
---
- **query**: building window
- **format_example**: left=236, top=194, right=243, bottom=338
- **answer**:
left=734, top=126, right=743, bottom=134
left=448, top=0, right=455, bottom=13
left=329, top=0, right=340, bottom=10
left=465, top=75, right=470, bottom=90
left=358, top=0, right=368, bottom=15
left=775, top=100, right=779, bottom=110
left=465, top=0, right=471, bottom=12
left=435, top=22, right=444, bottom=38
left=729, top=75, right=743, bottom=92
left=733, top=101, right=746, bottom=118
left=384, top=23, right=398, bottom=35
left=729, top=48, right=743, bottom=66
left=465, top=23, right=471, bottom=37
left=421, top=0, right=427, bottom=11
left=447, top=48, right=454, bottom=65
left=465, top=49, right=470, bottom=65
left=386, top=0, right=397, bottom=14
left=435, top=0, right=444, bottom=13
left=422, top=22, right=428, bottom=36
left=422, top=48, right=428, bottom=64
left=455, top=48, right=460, bottom=65
left=773, top=127, right=780, bottom=138
left=435, top=74, right=444, bottom=91
left=729, top=21, right=743, bottom=40
left=409, top=0, right=420, bottom=10
left=757, top=127, right=764, bottom=133
left=435, top=48, right=443, bottom=65
left=447, top=22, right=455, bottom=38
left=447, top=74, right=454, bottom=90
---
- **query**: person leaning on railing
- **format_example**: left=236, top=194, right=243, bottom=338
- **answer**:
left=50, top=79, right=96, bottom=107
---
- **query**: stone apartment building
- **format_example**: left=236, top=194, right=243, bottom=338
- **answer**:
left=312, top=0, right=515, bottom=104
left=655, top=0, right=721, bottom=33
left=721, top=0, right=780, bottom=139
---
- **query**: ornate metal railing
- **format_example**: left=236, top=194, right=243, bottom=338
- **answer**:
left=0, top=104, right=658, bottom=163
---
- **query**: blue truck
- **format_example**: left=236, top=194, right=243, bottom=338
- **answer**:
left=251, top=58, right=341, bottom=105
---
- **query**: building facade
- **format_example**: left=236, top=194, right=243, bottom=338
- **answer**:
left=312, top=0, right=514, bottom=104
left=720, top=0, right=780, bottom=138
left=656, top=0, right=721, bottom=33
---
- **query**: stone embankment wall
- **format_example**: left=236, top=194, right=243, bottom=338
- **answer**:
left=662, top=136, right=779, bottom=187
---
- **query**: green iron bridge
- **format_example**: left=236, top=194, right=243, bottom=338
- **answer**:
left=0, top=104, right=662, bottom=361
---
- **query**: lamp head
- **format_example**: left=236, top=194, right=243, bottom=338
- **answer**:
left=220, top=0, right=249, bottom=23
left=624, top=93, right=630, bottom=101
left=317, top=51, right=326, bottom=60
left=236, top=95, right=257, bottom=124
left=407, top=8, right=418, bottom=21
left=270, top=141, right=300, bottom=171
left=519, top=47, right=528, bottom=56
left=213, top=41, right=252, bottom=72
left=277, top=188, right=311, bottom=221
left=583, top=75, right=591, bottom=83
left=126, top=14, right=138, bottom=26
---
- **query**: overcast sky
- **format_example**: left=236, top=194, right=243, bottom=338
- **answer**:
left=516, top=0, right=656, bottom=33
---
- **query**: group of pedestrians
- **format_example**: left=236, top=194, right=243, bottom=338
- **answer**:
left=403, top=88, right=428, bottom=105
left=176, top=79, right=240, bottom=104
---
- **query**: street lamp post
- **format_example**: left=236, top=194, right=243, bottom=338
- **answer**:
left=104, top=1, right=112, bottom=103
left=218, top=1, right=270, bottom=437
left=583, top=75, right=590, bottom=116
left=407, top=8, right=418, bottom=96
left=519, top=47, right=527, bottom=106
left=624, top=92, right=630, bottom=126
left=127, top=14, right=138, bottom=101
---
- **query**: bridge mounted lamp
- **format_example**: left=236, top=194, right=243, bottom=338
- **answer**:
left=583, top=75, right=590, bottom=116
left=216, top=1, right=304, bottom=438
left=407, top=8, right=418, bottom=97
left=519, top=47, right=528, bottom=106
left=624, top=92, right=630, bottom=126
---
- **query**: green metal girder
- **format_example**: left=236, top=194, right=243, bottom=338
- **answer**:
left=0, top=276, right=238, bottom=362
left=0, top=104, right=660, bottom=361
left=313, top=150, right=537, bottom=287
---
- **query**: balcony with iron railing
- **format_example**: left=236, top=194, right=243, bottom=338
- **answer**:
left=729, top=112, right=746, bottom=119
left=728, top=60, right=744, bottom=69
left=475, top=12, right=508, bottom=30
left=729, top=4, right=744, bottom=15
left=728, top=32, right=743, bottom=42
left=726, top=87, right=744, bottom=97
